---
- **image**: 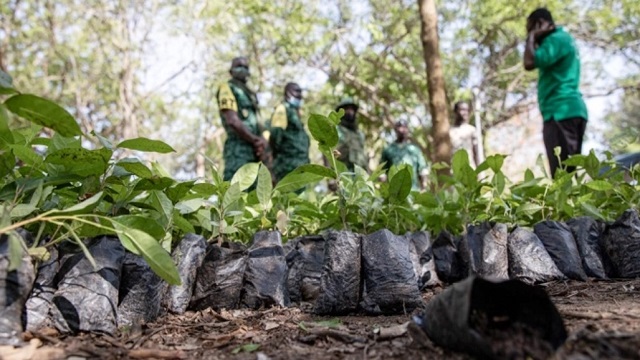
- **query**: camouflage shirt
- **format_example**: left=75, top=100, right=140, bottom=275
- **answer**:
left=267, top=102, right=310, bottom=181
left=380, top=142, right=427, bottom=190
left=336, top=125, right=367, bottom=171
left=217, top=80, right=260, bottom=180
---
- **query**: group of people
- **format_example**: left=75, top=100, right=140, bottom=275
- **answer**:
left=217, top=8, right=588, bottom=189
left=216, top=56, right=479, bottom=191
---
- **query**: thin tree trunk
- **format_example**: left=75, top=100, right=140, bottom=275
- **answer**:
left=417, top=0, right=451, bottom=172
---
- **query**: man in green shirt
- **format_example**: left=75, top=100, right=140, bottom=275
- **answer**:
left=217, top=57, right=268, bottom=181
left=380, top=120, right=427, bottom=191
left=523, top=8, right=588, bottom=178
left=335, top=98, right=368, bottom=171
left=267, top=82, right=310, bottom=182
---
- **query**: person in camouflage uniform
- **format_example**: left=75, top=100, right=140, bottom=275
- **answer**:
left=335, top=98, right=368, bottom=171
left=380, top=120, right=428, bottom=191
left=267, top=82, right=310, bottom=182
left=217, top=56, right=268, bottom=181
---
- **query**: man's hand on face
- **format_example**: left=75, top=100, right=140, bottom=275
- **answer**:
left=528, top=19, right=555, bottom=40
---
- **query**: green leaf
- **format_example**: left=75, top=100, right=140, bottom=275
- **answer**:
left=580, top=203, right=606, bottom=221
left=308, top=114, right=338, bottom=147
left=294, top=164, right=336, bottom=179
left=485, top=154, right=506, bottom=173
left=7, top=232, right=25, bottom=271
left=231, top=162, right=259, bottom=191
left=0, top=105, right=15, bottom=146
left=111, top=220, right=181, bottom=285
left=147, top=190, right=173, bottom=224
left=388, top=167, right=412, bottom=204
left=112, top=215, right=166, bottom=241
left=45, top=148, right=111, bottom=177
left=166, top=181, right=195, bottom=203
left=51, top=133, right=81, bottom=151
left=516, top=202, right=544, bottom=215
left=91, top=130, right=114, bottom=150
left=172, top=212, right=196, bottom=234
left=52, top=191, right=103, bottom=215
left=0, top=70, right=17, bottom=95
left=5, top=94, right=81, bottom=137
left=116, top=137, right=176, bottom=153
left=256, top=163, right=272, bottom=210
left=313, top=318, right=342, bottom=328
left=585, top=180, right=613, bottom=191
left=191, top=183, right=217, bottom=197
left=274, top=171, right=324, bottom=193
left=10, top=204, right=37, bottom=219
left=175, top=198, right=205, bottom=214
left=0, top=149, right=15, bottom=178
left=116, top=158, right=153, bottom=178
left=223, top=182, right=242, bottom=209
left=11, top=144, right=42, bottom=166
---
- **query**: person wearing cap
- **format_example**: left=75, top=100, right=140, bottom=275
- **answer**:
left=267, top=82, right=310, bottom=182
left=380, top=120, right=428, bottom=191
left=217, top=56, right=269, bottom=181
left=335, top=98, right=368, bottom=171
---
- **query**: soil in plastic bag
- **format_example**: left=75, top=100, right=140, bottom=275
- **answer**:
left=534, top=221, right=588, bottom=281
left=567, top=217, right=609, bottom=279
left=23, top=246, right=59, bottom=332
left=360, top=229, right=423, bottom=315
left=117, top=252, right=164, bottom=328
left=463, top=223, right=492, bottom=276
left=314, top=230, right=361, bottom=315
left=508, top=227, right=565, bottom=284
left=432, top=231, right=466, bottom=283
left=189, top=242, right=247, bottom=311
left=241, top=231, right=289, bottom=309
left=50, top=236, right=125, bottom=335
left=602, top=209, right=640, bottom=278
left=407, top=231, right=440, bottom=289
left=286, top=235, right=325, bottom=303
left=162, top=233, right=207, bottom=314
left=0, top=232, right=36, bottom=346
left=479, top=223, right=509, bottom=281
left=413, top=276, right=567, bottom=359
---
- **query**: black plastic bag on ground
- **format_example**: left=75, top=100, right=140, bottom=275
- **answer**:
left=534, top=221, right=588, bottom=281
left=0, top=232, right=36, bottom=346
left=286, top=235, right=325, bottom=303
left=23, top=247, right=59, bottom=332
left=407, top=231, right=440, bottom=289
left=413, top=276, right=567, bottom=359
left=479, top=223, right=509, bottom=281
left=314, top=230, right=361, bottom=315
left=508, top=227, right=565, bottom=284
left=50, top=236, right=124, bottom=335
left=117, top=252, right=164, bottom=328
left=189, top=242, right=247, bottom=311
left=567, top=217, right=608, bottom=279
left=241, top=231, right=289, bottom=309
left=162, top=233, right=207, bottom=314
left=432, top=231, right=465, bottom=283
left=463, top=223, right=492, bottom=275
left=360, top=229, right=423, bottom=315
left=602, top=209, right=640, bottom=278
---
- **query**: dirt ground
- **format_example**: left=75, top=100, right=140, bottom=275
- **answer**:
left=3, top=279, right=640, bottom=360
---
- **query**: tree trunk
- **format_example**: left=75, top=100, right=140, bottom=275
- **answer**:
left=417, top=0, right=451, bottom=172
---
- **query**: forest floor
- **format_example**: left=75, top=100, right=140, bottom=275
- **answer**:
left=5, top=279, right=640, bottom=360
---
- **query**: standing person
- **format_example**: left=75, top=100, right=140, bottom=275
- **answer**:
left=335, top=98, right=368, bottom=171
left=380, top=120, right=428, bottom=191
left=217, top=56, right=268, bottom=181
left=449, top=101, right=480, bottom=168
left=523, top=8, right=588, bottom=178
left=268, top=82, right=310, bottom=182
